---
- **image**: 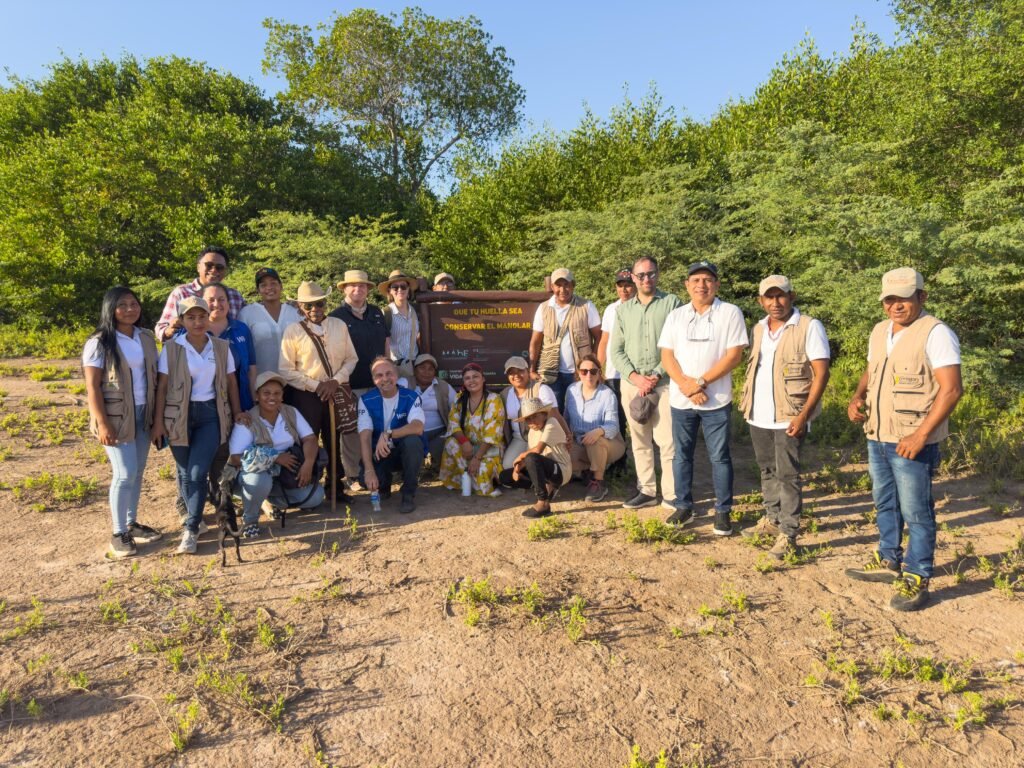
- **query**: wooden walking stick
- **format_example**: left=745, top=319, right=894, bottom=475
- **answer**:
left=329, top=402, right=338, bottom=518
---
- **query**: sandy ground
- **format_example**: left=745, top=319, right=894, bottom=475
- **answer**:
left=0, top=360, right=1022, bottom=768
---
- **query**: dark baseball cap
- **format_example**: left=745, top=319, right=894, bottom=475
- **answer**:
left=687, top=261, right=719, bottom=278
left=615, top=268, right=634, bottom=284
left=254, top=267, right=281, bottom=288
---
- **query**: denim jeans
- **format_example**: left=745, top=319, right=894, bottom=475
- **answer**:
left=170, top=399, right=221, bottom=533
left=671, top=404, right=733, bottom=514
left=868, top=439, right=939, bottom=579
left=749, top=425, right=804, bottom=537
left=549, top=371, right=577, bottom=414
left=237, top=470, right=325, bottom=525
left=104, top=404, right=150, bottom=535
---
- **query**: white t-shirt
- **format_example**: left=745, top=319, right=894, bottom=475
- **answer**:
left=158, top=336, right=236, bottom=402
left=398, top=377, right=457, bottom=433
left=228, top=409, right=314, bottom=455
left=657, top=298, right=749, bottom=410
left=356, top=392, right=426, bottom=434
left=532, top=296, right=601, bottom=373
left=82, top=329, right=148, bottom=405
left=748, top=308, right=830, bottom=430
left=601, top=300, right=622, bottom=380
left=866, top=315, right=961, bottom=368
left=505, top=383, right=557, bottom=440
left=238, top=302, right=302, bottom=374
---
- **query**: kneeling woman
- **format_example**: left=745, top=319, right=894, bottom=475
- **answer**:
left=499, top=397, right=572, bottom=518
left=227, top=372, right=324, bottom=537
left=564, top=354, right=626, bottom=503
left=151, top=297, right=243, bottom=554
left=439, top=363, right=505, bottom=497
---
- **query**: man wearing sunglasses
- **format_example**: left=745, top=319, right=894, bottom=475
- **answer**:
left=155, top=246, right=246, bottom=341
left=658, top=261, right=748, bottom=535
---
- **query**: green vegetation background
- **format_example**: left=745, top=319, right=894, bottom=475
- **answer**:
left=0, top=1, right=1020, bottom=475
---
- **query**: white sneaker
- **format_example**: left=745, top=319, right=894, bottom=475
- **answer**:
left=197, top=520, right=209, bottom=535
left=176, top=529, right=197, bottom=555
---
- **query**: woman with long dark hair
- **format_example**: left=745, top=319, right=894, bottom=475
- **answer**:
left=82, top=287, right=162, bottom=559
left=438, top=363, right=506, bottom=497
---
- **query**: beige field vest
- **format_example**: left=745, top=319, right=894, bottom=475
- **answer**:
left=740, top=314, right=822, bottom=423
left=500, top=382, right=543, bottom=445
left=90, top=330, right=159, bottom=443
left=864, top=315, right=949, bottom=444
left=163, top=337, right=233, bottom=447
left=538, top=296, right=593, bottom=382
left=244, top=404, right=301, bottom=448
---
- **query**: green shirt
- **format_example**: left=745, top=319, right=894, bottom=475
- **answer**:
left=611, top=290, right=683, bottom=379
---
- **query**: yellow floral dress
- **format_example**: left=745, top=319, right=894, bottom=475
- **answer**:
left=439, top=391, right=506, bottom=497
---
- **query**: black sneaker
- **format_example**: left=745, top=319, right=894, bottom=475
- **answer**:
left=665, top=508, right=694, bottom=526
left=890, top=573, right=929, bottom=612
left=623, top=492, right=658, bottom=509
left=845, top=551, right=901, bottom=583
left=522, top=505, right=552, bottom=518
left=128, top=521, right=162, bottom=544
left=108, top=532, right=137, bottom=559
left=399, top=496, right=416, bottom=514
left=712, top=511, right=734, bottom=536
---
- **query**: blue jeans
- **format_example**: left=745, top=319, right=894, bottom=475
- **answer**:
left=549, top=371, right=577, bottom=414
left=237, top=470, right=325, bottom=525
left=104, top=404, right=151, bottom=535
left=671, top=404, right=733, bottom=514
left=868, top=439, right=939, bottom=579
left=170, top=400, right=221, bottom=533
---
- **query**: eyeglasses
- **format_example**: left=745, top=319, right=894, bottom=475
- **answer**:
left=301, top=301, right=326, bottom=310
left=578, top=368, right=600, bottom=375
left=632, top=271, right=658, bottom=281
left=200, top=262, right=227, bottom=271
left=686, top=313, right=713, bottom=342
left=390, top=284, right=409, bottom=291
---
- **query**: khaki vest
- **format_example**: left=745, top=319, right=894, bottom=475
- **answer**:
left=244, top=404, right=301, bottom=447
left=163, top=337, right=233, bottom=447
left=89, top=330, right=159, bottom=443
left=538, top=296, right=593, bottom=381
left=740, top=314, right=822, bottom=423
left=500, top=382, right=544, bottom=444
left=864, top=315, right=949, bottom=444
left=431, top=381, right=451, bottom=431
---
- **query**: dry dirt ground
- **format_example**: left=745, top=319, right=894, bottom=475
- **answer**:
left=0, top=359, right=1022, bottom=768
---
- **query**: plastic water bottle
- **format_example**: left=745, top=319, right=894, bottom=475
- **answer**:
left=370, top=490, right=382, bottom=512
left=461, top=471, right=472, bottom=497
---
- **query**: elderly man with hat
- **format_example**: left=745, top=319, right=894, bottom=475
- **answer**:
left=658, top=260, right=749, bottom=536
left=739, top=275, right=831, bottom=559
left=279, top=281, right=359, bottom=503
left=239, top=267, right=302, bottom=374
left=846, top=267, right=962, bottom=611
left=398, top=352, right=457, bottom=471
left=529, top=267, right=602, bottom=412
left=329, top=269, right=391, bottom=481
left=611, top=255, right=683, bottom=510
left=155, top=245, right=245, bottom=341
left=379, top=269, right=420, bottom=378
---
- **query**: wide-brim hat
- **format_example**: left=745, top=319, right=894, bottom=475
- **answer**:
left=337, top=270, right=375, bottom=289
left=378, top=269, right=417, bottom=297
left=290, top=281, right=332, bottom=303
left=254, top=371, right=287, bottom=391
left=513, top=396, right=554, bottom=422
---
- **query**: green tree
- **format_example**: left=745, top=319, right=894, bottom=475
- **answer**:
left=263, top=7, right=524, bottom=211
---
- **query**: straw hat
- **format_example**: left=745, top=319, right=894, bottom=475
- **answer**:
left=336, top=269, right=375, bottom=290
left=378, top=269, right=417, bottom=297
left=513, top=397, right=554, bottom=422
left=291, top=281, right=332, bottom=303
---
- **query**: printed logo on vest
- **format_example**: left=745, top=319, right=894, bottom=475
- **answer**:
left=892, top=374, right=923, bottom=388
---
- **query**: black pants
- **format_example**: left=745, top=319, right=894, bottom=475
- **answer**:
left=285, top=385, right=346, bottom=496
left=749, top=425, right=804, bottom=537
left=499, top=453, right=563, bottom=500
left=367, top=435, right=424, bottom=499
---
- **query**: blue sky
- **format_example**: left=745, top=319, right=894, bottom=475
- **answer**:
left=1, top=1, right=898, bottom=133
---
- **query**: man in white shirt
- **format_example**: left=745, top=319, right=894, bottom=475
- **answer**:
left=739, top=276, right=831, bottom=559
left=659, top=261, right=749, bottom=535
left=358, top=357, right=426, bottom=513
left=398, top=353, right=457, bottom=471
left=596, top=267, right=636, bottom=474
left=529, top=267, right=602, bottom=412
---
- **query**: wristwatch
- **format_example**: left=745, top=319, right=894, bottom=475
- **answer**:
left=696, top=376, right=707, bottom=389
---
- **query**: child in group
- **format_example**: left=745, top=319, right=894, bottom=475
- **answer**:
left=498, top=397, right=572, bottom=518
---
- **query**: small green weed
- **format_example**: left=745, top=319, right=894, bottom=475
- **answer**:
left=527, top=515, right=571, bottom=541
left=622, top=512, right=695, bottom=545
left=560, top=595, right=588, bottom=643
left=100, top=600, right=128, bottom=624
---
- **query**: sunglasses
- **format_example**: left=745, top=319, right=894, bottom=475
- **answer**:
left=578, top=368, right=600, bottom=375
left=632, top=271, right=658, bottom=281
left=390, top=284, right=409, bottom=291
left=200, top=262, right=227, bottom=271
left=301, top=301, right=326, bottom=309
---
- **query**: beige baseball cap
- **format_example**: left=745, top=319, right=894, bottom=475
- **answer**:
left=432, top=272, right=456, bottom=286
left=177, top=296, right=210, bottom=317
left=254, top=371, right=287, bottom=390
left=758, top=275, right=792, bottom=295
left=879, top=267, right=924, bottom=300
left=413, top=353, right=438, bottom=368
left=503, top=355, right=529, bottom=372
left=550, top=268, right=575, bottom=284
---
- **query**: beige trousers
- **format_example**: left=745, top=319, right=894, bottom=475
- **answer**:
left=620, top=377, right=675, bottom=501
left=503, top=435, right=529, bottom=470
left=569, top=434, right=626, bottom=479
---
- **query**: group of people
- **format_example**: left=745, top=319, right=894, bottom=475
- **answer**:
left=83, top=245, right=962, bottom=612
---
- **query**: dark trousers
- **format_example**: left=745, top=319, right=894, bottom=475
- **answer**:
left=170, top=400, right=220, bottom=533
left=749, top=425, right=804, bottom=537
left=499, top=454, right=563, bottom=500
left=368, top=434, right=424, bottom=499
left=549, top=371, right=577, bottom=414
left=285, top=385, right=345, bottom=496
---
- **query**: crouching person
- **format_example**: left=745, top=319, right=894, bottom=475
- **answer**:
left=359, top=357, right=425, bottom=514
left=227, top=372, right=325, bottom=538
left=499, top=398, right=572, bottom=519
